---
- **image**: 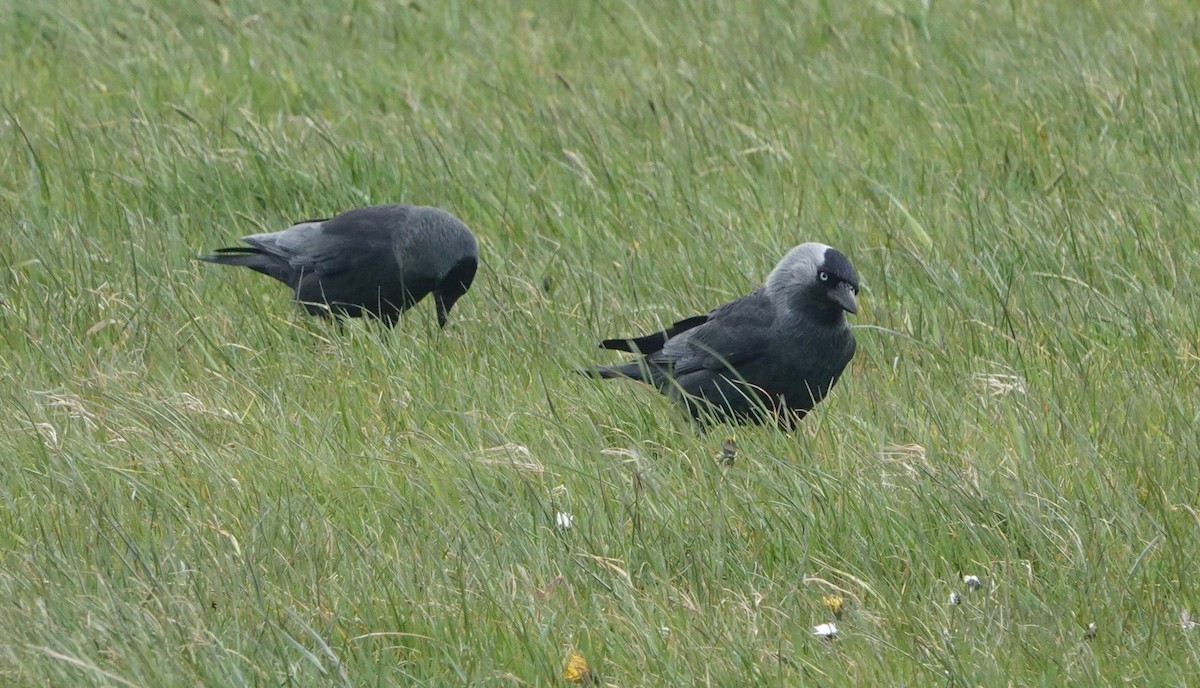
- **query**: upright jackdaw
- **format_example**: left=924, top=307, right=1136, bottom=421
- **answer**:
left=200, top=204, right=478, bottom=327
left=587, top=243, right=859, bottom=426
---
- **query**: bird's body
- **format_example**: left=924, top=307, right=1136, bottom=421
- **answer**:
left=200, top=204, right=478, bottom=327
left=589, top=243, right=860, bottom=426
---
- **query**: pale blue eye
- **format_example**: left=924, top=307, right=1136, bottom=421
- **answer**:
left=818, top=271, right=829, bottom=281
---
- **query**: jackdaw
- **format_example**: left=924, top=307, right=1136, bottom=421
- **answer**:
left=586, top=243, right=859, bottom=426
left=200, top=204, right=478, bottom=327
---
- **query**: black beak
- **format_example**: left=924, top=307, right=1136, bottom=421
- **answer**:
left=828, top=282, right=858, bottom=314
left=433, top=258, right=477, bottom=329
left=434, top=292, right=454, bottom=328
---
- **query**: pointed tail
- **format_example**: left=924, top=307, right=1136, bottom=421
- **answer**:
left=199, top=246, right=267, bottom=267
left=198, top=247, right=296, bottom=284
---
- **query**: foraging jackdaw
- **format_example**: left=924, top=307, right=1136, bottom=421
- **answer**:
left=587, top=243, right=859, bottom=426
left=200, top=204, right=478, bottom=327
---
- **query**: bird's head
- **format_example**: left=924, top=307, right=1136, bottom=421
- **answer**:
left=766, top=243, right=860, bottom=322
left=396, top=206, right=480, bottom=328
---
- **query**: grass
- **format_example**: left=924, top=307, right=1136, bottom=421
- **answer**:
left=2, top=0, right=1199, bottom=684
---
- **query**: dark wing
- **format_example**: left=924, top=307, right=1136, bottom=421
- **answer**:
left=599, top=287, right=770, bottom=354
left=257, top=213, right=393, bottom=278
left=651, top=291, right=775, bottom=380
left=245, top=214, right=421, bottom=318
left=588, top=289, right=776, bottom=408
left=631, top=292, right=776, bottom=421
left=600, top=314, right=710, bottom=354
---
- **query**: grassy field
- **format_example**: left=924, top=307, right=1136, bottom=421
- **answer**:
left=3, top=0, right=1199, bottom=684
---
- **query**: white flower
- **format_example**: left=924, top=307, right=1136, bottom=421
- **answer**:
left=812, top=622, right=838, bottom=638
left=962, top=575, right=982, bottom=591
left=555, top=512, right=574, bottom=530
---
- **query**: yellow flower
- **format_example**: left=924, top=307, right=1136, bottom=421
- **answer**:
left=822, top=594, right=845, bottom=619
left=563, top=651, right=597, bottom=684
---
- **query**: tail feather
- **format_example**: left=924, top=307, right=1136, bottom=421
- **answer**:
left=599, top=315, right=709, bottom=354
left=199, top=246, right=262, bottom=265
left=198, top=247, right=296, bottom=284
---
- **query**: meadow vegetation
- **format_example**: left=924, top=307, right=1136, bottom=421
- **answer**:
left=2, top=0, right=1199, bottom=684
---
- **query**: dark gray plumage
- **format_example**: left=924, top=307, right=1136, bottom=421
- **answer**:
left=587, top=243, right=860, bottom=426
left=200, top=204, right=478, bottom=327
